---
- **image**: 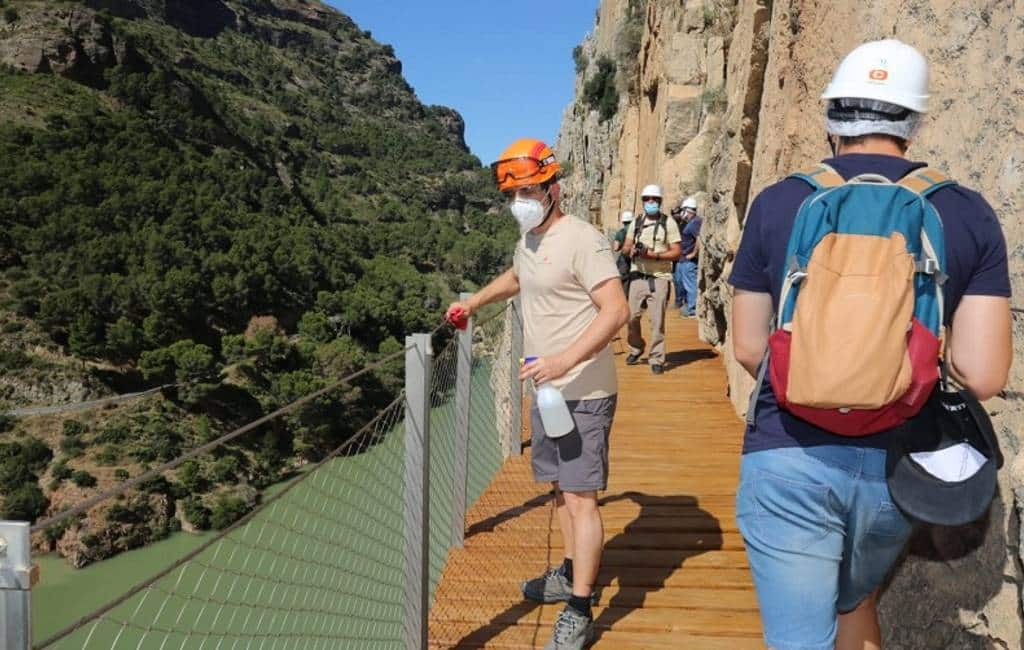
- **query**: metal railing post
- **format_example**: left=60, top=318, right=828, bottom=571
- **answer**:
left=403, top=333, right=432, bottom=650
left=0, top=521, right=32, bottom=650
left=451, top=292, right=473, bottom=548
left=509, top=297, right=524, bottom=456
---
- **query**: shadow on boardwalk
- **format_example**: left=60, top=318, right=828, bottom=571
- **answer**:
left=450, top=490, right=723, bottom=648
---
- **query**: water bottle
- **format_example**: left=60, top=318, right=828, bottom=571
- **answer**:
left=524, top=356, right=574, bottom=438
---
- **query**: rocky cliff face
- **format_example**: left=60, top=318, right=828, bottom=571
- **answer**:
left=559, top=0, right=1024, bottom=645
left=558, top=0, right=728, bottom=228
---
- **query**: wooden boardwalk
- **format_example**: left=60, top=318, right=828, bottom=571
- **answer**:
left=429, top=318, right=764, bottom=649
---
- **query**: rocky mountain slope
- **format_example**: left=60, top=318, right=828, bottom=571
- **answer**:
left=0, top=0, right=515, bottom=567
left=559, top=0, right=1024, bottom=646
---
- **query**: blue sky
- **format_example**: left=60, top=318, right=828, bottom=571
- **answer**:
left=328, top=1, right=599, bottom=165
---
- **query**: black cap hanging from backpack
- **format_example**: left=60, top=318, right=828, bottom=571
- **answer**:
left=886, top=368, right=1003, bottom=527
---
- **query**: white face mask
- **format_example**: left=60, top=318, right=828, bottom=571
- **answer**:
left=510, top=191, right=551, bottom=232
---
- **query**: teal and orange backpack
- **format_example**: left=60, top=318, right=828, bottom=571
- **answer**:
left=752, top=164, right=952, bottom=436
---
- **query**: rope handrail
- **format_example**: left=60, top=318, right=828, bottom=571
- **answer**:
left=470, top=302, right=512, bottom=329
left=1, top=384, right=176, bottom=418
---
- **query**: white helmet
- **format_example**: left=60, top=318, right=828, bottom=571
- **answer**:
left=620, top=210, right=634, bottom=223
left=682, top=196, right=698, bottom=210
left=640, top=184, right=663, bottom=200
left=822, top=39, right=929, bottom=113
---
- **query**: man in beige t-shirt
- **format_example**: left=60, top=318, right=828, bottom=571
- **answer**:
left=445, top=137, right=629, bottom=649
left=622, top=184, right=682, bottom=374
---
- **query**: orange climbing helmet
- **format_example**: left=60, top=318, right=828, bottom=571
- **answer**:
left=491, top=138, right=561, bottom=192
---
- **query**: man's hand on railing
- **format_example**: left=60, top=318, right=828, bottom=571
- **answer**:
left=445, top=301, right=472, bottom=330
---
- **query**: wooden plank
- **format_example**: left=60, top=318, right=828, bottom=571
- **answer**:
left=444, top=549, right=749, bottom=570
left=430, top=604, right=763, bottom=634
left=458, top=530, right=747, bottom=551
left=463, top=516, right=741, bottom=536
left=438, top=567, right=756, bottom=590
left=433, top=584, right=759, bottom=611
left=429, top=624, right=764, bottom=650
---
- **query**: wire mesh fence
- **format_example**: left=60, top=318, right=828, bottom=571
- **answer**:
left=3, top=301, right=540, bottom=650
left=36, top=394, right=410, bottom=650
left=427, top=301, right=562, bottom=648
left=427, top=337, right=460, bottom=599
left=465, top=310, right=519, bottom=527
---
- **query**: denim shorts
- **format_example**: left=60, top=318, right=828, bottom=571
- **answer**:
left=736, top=445, right=913, bottom=650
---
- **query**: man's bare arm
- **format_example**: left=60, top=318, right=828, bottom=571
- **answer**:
left=948, top=295, right=1012, bottom=400
left=732, top=289, right=773, bottom=377
left=446, top=268, right=519, bottom=319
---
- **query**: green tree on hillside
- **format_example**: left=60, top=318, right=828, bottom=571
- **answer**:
left=0, top=2, right=519, bottom=535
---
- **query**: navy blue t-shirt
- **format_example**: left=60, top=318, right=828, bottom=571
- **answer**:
left=728, top=154, right=1011, bottom=454
left=682, top=217, right=702, bottom=257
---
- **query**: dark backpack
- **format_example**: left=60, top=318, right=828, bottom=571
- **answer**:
left=616, top=251, right=631, bottom=278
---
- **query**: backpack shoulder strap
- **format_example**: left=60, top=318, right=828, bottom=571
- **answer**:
left=898, top=167, right=955, bottom=197
left=789, top=163, right=846, bottom=191
left=631, top=214, right=645, bottom=239
left=655, top=214, right=668, bottom=243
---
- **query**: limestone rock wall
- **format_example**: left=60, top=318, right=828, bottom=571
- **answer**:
left=560, top=0, right=1024, bottom=645
left=556, top=0, right=730, bottom=232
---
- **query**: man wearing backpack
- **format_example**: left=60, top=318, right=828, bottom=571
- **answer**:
left=622, top=184, right=682, bottom=375
left=729, top=40, right=1011, bottom=650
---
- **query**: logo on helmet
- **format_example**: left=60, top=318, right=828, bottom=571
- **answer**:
left=868, top=69, right=889, bottom=81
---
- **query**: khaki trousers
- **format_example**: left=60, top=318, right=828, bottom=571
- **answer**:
left=627, top=276, right=671, bottom=365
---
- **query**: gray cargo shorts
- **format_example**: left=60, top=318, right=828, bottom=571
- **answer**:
left=530, top=395, right=617, bottom=492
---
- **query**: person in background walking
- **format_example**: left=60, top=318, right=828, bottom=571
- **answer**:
left=613, top=210, right=634, bottom=282
left=678, top=196, right=702, bottom=318
left=670, top=204, right=687, bottom=310
left=622, top=184, right=682, bottom=375
left=612, top=210, right=633, bottom=253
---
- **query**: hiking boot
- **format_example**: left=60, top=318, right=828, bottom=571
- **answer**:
left=522, top=568, right=599, bottom=605
left=651, top=364, right=665, bottom=375
left=522, top=567, right=573, bottom=603
left=543, top=605, right=595, bottom=650
left=625, top=353, right=641, bottom=365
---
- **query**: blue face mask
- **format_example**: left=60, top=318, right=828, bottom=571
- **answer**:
left=643, top=201, right=660, bottom=216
